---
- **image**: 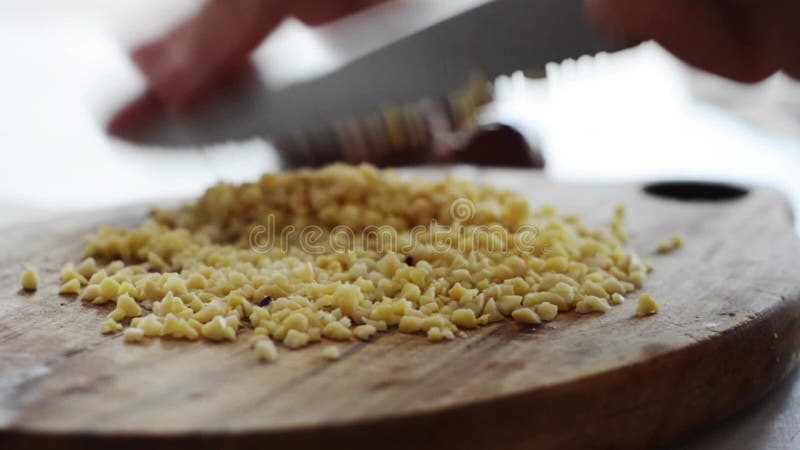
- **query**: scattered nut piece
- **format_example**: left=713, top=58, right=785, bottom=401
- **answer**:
left=20, top=267, right=39, bottom=291
left=123, top=327, right=145, bottom=343
left=321, top=346, right=341, bottom=360
left=137, top=314, right=163, bottom=337
left=398, top=315, right=423, bottom=333
left=354, top=324, right=377, bottom=341
left=59, top=278, right=81, bottom=295
left=201, top=316, right=236, bottom=341
left=108, top=294, right=142, bottom=322
left=60, top=266, right=88, bottom=285
left=636, top=294, right=659, bottom=317
left=512, top=307, right=541, bottom=324
left=255, top=339, right=278, bottom=361
left=656, top=234, right=683, bottom=254
left=427, top=326, right=443, bottom=342
left=575, top=296, right=611, bottom=314
left=322, top=321, right=352, bottom=340
left=610, top=293, right=625, bottom=305
left=451, top=308, right=478, bottom=328
left=101, top=318, right=123, bottom=334
left=284, top=329, right=310, bottom=349
left=75, top=257, right=98, bottom=279
left=80, top=285, right=101, bottom=302
left=535, top=302, right=559, bottom=321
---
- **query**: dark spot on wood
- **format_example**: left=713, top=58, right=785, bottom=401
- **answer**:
left=63, top=347, right=87, bottom=358
left=260, top=296, right=273, bottom=307
left=519, top=325, right=537, bottom=334
left=487, top=360, right=525, bottom=374
left=370, top=378, right=415, bottom=391
left=60, top=373, right=114, bottom=396
left=641, top=342, right=672, bottom=356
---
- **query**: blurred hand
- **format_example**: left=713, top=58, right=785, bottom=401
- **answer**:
left=588, top=0, right=800, bottom=82
left=112, top=0, right=800, bottom=135
left=127, top=0, right=386, bottom=109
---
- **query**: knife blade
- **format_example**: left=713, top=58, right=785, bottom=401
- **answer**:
left=112, top=0, right=619, bottom=158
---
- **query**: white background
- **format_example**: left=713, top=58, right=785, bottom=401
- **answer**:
left=0, top=0, right=799, bottom=229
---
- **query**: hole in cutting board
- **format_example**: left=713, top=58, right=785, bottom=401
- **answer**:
left=643, top=181, right=749, bottom=201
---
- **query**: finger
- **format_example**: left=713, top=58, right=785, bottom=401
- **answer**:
left=133, top=0, right=287, bottom=108
left=588, top=0, right=778, bottom=82
left=291, top=0, right=389, bottom=26
left=752, top=0, right=800, bottom=79
left=107, top=90, right=163, bottom=137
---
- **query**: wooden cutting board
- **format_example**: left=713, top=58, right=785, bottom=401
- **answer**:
left=2, top=170, right=799, bottom=450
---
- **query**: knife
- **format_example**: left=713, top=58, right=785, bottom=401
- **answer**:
left=111, top=0, right=620, bottom=167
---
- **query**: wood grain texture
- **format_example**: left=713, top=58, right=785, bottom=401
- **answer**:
left=1, top=169, right=799, bottom=450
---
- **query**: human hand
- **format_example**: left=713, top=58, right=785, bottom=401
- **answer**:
left=119, top=0, right=386, bottom=112
left=587, top=0, right=800, bottom=82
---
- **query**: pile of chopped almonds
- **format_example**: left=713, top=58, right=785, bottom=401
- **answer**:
left=50, top=164, right=654, bottom=362
left=656, top=234, right=683, bottom=254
